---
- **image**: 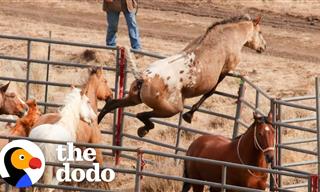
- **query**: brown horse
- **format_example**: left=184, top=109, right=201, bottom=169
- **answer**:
left=98, top=14, right=267, bottom=137
left=0, top=82, right=29, bottom=117
left=0, top=99, right=41, bottom=149
left=182, top=112, right=275, bottom=192
left=33, top=67, right=113, bottom=165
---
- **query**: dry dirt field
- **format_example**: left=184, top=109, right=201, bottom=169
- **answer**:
left=0, top=0, right=320, bottom=191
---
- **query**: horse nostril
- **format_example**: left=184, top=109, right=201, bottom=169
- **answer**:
left=265, top=155, right=273, bottom=163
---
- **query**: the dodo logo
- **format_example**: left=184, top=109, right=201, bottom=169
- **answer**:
left=0, top=140, right=45, bottom=188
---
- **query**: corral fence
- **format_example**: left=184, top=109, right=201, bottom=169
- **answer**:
left=0, top=34, right=318, bottom=192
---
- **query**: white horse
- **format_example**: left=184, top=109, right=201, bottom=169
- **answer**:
left=29, top=88, right=96, bottom=190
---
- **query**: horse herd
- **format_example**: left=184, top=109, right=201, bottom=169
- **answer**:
left=0, top=14, right=276, bottom=192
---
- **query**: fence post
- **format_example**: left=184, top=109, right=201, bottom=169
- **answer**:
left=316, top=77, right=320, bottom=190
left=255, top=90, right=260, bottom=112
left=221, top=165, right=227, bottom=192
left=311, top=175, right=319, bottom=192
left=233, top=78, right=246, bottom=138
left=44, top=31, right=52, bottom=113
left=112, top=48, right=120, bottom=155
left=174, top=112, right=183, bottom=155
left=119, top=49, right=128, bottom=151
left=134, top=150, right=143, bottom=192
left=114, top=47, right=126, bottom=165
left=26, top=40, right=31, bottom=100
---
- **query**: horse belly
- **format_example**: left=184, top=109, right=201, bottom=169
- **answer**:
left=182, top=72, right=220, bottom=98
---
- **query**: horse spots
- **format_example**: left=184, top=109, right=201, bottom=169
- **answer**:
left=265, top=126, right=270, bottom=131
left=180, top=78, right=183, bottom=82
left=180, top=70, right=184, bottom=74
left=167, top=76, right=171, bottom=80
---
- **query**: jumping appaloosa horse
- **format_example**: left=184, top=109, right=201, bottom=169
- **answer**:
left=98, top=14, right=267, bottom=137
left=0, top=82, right=29, bottom=117
left=182, top=112, right=275, bottom=192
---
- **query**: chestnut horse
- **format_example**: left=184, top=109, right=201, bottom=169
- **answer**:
left=0, top=99, right=41, bottom=149
left=98, top=14, right=267, bottom=137
left=33, top=67, right=113, bottom=165
left=0, top=82, right=29, bottom=117
left=182, top=113, right=275, bottom=192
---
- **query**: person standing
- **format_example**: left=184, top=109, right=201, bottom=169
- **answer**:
left=103, top=0, right=141, bottom=50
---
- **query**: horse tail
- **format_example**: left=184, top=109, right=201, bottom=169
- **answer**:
left=124, top=46, right=142, bottom=80
left=182, top=162, right=191, bottom=192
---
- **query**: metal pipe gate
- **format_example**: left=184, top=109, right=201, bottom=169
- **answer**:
left=0, top=34, right=318, bottom=191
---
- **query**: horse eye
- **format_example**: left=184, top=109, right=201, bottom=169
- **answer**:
left=19, top=155, right=25, bottom=160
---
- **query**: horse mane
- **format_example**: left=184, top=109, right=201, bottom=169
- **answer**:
left=205, top=14, right=252, bottom=36
left=59, top=88, right=82, bottom=116
left=184, top=14, right=252, bottom=51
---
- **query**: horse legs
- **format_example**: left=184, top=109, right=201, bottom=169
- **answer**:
left=192, top=184, right=204, bottom=192
left=136, top=111, right=155, bottom=137
left=183, top=75, right=226, bottom=123
left=98, top=96, right=141, bottom=124
left=209, top=187, right=220, bottom=192
left=136, top=102, right=182, bottom=137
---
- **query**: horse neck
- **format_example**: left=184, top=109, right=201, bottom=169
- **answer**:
left=187, top=22, right=253, bottom=59
left=83, top=78, right=98, bottom=113
left=57, top=100, right=81, bottom=139
left=237, top=123, right=267, bottom=168
left=0, top=95, right=6, bottom=114
left=10, top=123, right=27, bottom=137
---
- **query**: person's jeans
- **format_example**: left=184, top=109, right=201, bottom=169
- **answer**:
left=106, top=10, right=141, bottom=49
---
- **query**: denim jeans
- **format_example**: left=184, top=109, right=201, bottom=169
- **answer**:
left=106, top=10, right=141, bottom=49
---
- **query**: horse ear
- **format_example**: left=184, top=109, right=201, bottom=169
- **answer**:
left=0, top=82, right=10, bottom=93
left=253, top=112, right=261, bottom=120
left=253, top=15, right=262, bottom=26
left=26, top=99, right=37, bottom=107
left=97, top=67, right=103, bottom=77
left=267, top=111, right=273, bottom=123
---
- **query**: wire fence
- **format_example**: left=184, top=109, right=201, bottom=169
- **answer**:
left=0, top=34, right=318, bottom=191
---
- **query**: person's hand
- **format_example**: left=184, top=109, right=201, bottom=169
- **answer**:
left=105, top=0, right=113, bottom=2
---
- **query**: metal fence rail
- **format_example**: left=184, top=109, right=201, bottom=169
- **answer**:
left=0, top=34, right=319, bottom=191
left=0, top=135, right=313, bottom=192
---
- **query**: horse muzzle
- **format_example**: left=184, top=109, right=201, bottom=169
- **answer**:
left=18, top=107, right=29, bottom=117
left=256, top=45, right=266, bottom=53
left=264, top=151, right=274, bottom=164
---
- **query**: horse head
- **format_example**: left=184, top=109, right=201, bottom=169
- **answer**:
left=84, top=67, right=113, bottom=102
left=0, top=82, right=29, bottom=117
left=92, top=67, right=113, bottom=101
left=245, top=16, right=267, bottom=53
left=253, top=112, right=275, bottom=164
left=25, top=99, right=41, bottom=119
left=79, top=89, right=97, bottom=124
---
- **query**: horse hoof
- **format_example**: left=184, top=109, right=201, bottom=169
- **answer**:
left=137, top=127, right=149, bottom=138
left=182, top=112, right=193, bottom=124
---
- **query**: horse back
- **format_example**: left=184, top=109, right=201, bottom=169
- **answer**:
left=33, top=113, right=61, bottom=128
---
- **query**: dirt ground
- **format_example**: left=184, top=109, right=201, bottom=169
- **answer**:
left=0, top=0, right=320, bottom=191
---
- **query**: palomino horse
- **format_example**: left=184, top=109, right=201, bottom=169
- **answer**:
left=29, top=88, right=96, bottom=190
left=33, top=68, right=113, bottom=165
left=98, top=14, right=267, bottom=137
left=0, top=99, right=41, bottom=149
left=182, top=112, right=275, bottom=192
left=0, top=82, right=29, bottom=117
